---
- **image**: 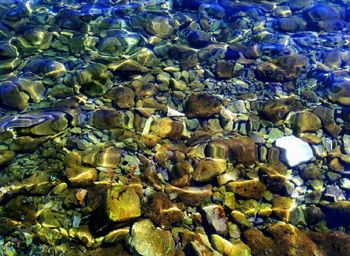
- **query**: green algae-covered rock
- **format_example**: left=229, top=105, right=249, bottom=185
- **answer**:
left=129, top=219, right=175, bottom=256
left=106, top=185, right=141, bottom=223
left=211, top=234, right=251, bottom=256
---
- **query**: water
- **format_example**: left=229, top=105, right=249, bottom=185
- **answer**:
left=0, top=0, right=349, bottom=255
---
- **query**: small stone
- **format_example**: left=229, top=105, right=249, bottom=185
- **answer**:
left=300, top=165, right=322, bottom=180
left=314, top=106, right=341, bottom=137
left=165, top=184, right=212, bottom=206
left=0, top=81, right=29, bottom=110
left=230, top=211, right=252, bottom=227
left=193, top=158, right=227, bottom=182
left=106, top=87, right=135, bottom=109
left=185, top=93, right=223, bottom=118
left=275, top=135, right=314, bottom=167
left=258, top=165, right=287, bottom=193
left=329, top=158, right=344, bottom=172
left=261, top=100, right=290, bottom=123
left=342, top=135, right=350, bottom=154
left=129, top=219, right=175, bottom=256
left=65, top=152, right=97, bottom=186
left=294, top=112, right=322, bottom=133
left=0, top=150, right=15, bottom=166
left=226, top=180, right=266, bottom=200
left=210, top=234, right=251, bottom=256
left=272, top=197, right=295, bottom=222
left=104, top=228, right=130, bottom=244
left=324, top=185, right=345, bottom=202
left=147, top=193, right=184, bottom=229
left=340, top=178, right=350, bottom=190
left=202, top=204, right=228, bottom=236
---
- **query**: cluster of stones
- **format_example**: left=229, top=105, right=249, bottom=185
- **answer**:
left=0, top=0, right=349, bottom=255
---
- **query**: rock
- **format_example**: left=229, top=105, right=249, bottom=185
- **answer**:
left=314, top=106, right=341, bottom=137
left=322, top=201, right=350, bottom=228
left=231, top=210, right=252, bottom=228
left=256, top=54, right=308, bottom=82
left=81, top=146, right=122, bottom=168
left=0, top=150, right=15, bottom=166
left=150, top=117, right=184, bottom=139
left=106, top=86, right=135, bottom=109
left=104, top=228, right=130, bottom=244
left=92, top=185, right=141, bottom=234
left=165, top=184, right=212, bottom=206
left=258, top=165, right=287, bottom=193
left=243, top=223, right=323, bottom=256
left=90, top=108, right=123, bottom=130
left=211, top=234, right=251, bottom=256
left=147, top=193, right=184, bottom=229
left=108, top=59, right=148, bottom=73
left=129, top=219, right=175, bottom=256
left=144, top=15, right=177, bottom=38
left=294, top=112, right=322, bottom=133
left=185, top=93, right=223, bottom=118
left=300, top=165, right=322, bottom=180
left=186, top=30, right=211, bottom=48
left=342, top=135, right=350, bottom=154
left=304, top=206, right=324, bottom=226
left=307, top=231, right=350, bottom=256
left=77, top=63, right=109, bottom=97
left=215, top=61, right=239, bottom=79
left=272, top=197, right=295, bottom=222
left=0, top=81, right=29, bottom=110
left=226, top=180, right=266, bottom=200
left=65, top=152, right=97, bottom=186
left=205, top=141, right=230, bottom=159
left=275, top=135, right=313, bottom=167
left=211, top=137, right=256, bottom=166
left=193, top=158, right=227, bottom=182
left=202, top=204, right=228, bottom=236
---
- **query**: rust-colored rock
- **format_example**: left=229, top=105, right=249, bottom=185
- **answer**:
left=185, top=93, right=223, bottom=118
left=226, top=180, right=266, bottom=200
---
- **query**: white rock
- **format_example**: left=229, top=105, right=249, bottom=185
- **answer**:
left=167, top=106, right=185, bottom=117
left=275, top=135, right=313, bottom=167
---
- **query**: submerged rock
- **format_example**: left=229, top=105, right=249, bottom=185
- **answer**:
left=128, top=219, right=175, bottom=256
left=185, top=93, right=223, bottom=118
left=275, top=135, right=313, bottom=167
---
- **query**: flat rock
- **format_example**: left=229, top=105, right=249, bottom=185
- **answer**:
left=129, top=219, right=175, bottom=256
left=275, top=135, right=313, bottom=167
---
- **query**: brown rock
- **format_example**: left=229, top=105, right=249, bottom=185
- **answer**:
left=90, top=108, right=120, bottom=129
left=65, top=152, right=97, bottom=186
left=243, top=223, right=323, bottom=256
left=314, top=106, right=341, bottom=137
left=307, top=231, right=350, bottom=256
left=165, top=184, right=212, bottom=206
left=217, top=137, right=256, bottom=166
left=150, top=117, right=184, bottom=139
left=106, top=87, right=135, bottom=109
left=262, top=100, right=290, bottom=123
left=216, top=60, right=236, bottom=78
left=226, top=180, right=266, bottom=200
left=294, top=112, right=322, bottom=133
left=185, top=93, right=223, bottom=118
left=147, top=193, right=184, bottom=229
left=272, top=196, right=295, bottom=222
left=258, top=165, right=287, bottom=193
left=193, top=158, right=227, bottom=182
